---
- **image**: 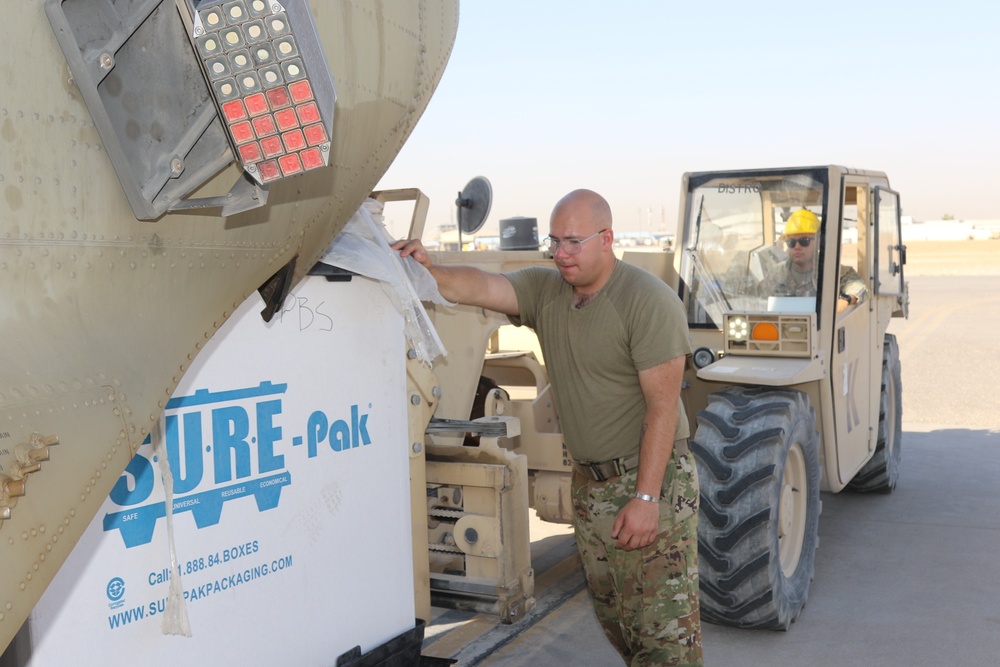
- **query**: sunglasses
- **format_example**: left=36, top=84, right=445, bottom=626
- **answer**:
left=785, top=237, right=813, bottom=248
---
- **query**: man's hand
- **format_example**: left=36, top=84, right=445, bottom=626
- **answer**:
left=390, top=238, right=520, bottom=315
left=391, top=238, right=432, bottom=269
left=611, top=498, right=660, bottom=550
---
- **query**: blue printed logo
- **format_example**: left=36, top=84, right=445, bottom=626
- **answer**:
left=107, top=577, right=126, bottom=602
left=102, top=381, right=372, bottom=548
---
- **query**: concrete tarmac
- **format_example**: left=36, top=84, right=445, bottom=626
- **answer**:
left=423, top=273, right=1000, bottom=666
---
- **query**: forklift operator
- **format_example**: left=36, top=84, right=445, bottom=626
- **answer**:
left=768, top=209, right=866, bottom=313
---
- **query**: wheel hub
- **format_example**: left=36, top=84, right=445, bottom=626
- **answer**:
left=778, top=443, right=808, bottom=577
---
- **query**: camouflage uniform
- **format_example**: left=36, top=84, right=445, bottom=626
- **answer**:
left=768, top=261, right=867, bottom=302
left=572, top=444, right=702, bottom=667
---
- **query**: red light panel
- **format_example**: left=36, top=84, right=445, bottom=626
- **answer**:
left=288, top=80, right=313, bottom=104
left=278, top=153, right=303, bottom=176
left=199, top=5, right=333, bottom=185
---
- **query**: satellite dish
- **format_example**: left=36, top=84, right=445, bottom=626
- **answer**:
left=456, top=176, right=492, bottom=240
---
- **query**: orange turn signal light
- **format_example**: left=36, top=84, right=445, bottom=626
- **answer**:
left=751, top=322, right=780, bottom=341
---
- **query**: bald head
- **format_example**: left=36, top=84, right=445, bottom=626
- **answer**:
left=547, top=189, right=616, bottom=292
left=550, top=189, right=613, bottom=234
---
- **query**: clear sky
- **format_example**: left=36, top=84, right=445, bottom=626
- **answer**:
left=376, top=1, right=1000, bottom=238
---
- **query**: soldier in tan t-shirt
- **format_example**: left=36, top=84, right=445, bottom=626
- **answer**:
left=394, top=189, right=702, bottom=666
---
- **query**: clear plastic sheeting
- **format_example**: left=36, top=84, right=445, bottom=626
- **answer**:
left=321, top=200, right=449, bottom=365
left=151, top=418, right=193, bottom=637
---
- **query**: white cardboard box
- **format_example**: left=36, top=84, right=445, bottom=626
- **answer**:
left=28, top=275, right=415, bottom=666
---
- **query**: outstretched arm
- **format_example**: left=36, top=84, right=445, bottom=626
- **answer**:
left=392, top=239, right=520, bottom=316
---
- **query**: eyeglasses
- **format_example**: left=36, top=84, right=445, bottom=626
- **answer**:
left=546, top=229, right=607, bottom=255
left=785, top=237, right=813, bottom=248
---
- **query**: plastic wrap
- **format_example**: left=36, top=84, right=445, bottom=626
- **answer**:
left=152, top=419, right=193, bottom=637
left=321, top=200, right=449, bottom=365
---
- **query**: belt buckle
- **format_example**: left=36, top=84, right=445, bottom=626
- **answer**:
left=587, top=458, right=624, bottom=482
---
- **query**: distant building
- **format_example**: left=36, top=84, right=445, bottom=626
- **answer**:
left=613, top=231, right=674, bottom=249
left=901, top=218, right=1000, bottom=241
left=434, top=227, right=506, bottom=252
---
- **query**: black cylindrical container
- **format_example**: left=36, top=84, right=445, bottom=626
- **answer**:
left=499, top=216, right=539, bottom=251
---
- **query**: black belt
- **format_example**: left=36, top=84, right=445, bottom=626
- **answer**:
left=572, top=453, right=640, bottom=482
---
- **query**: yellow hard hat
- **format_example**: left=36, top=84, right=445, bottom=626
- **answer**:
left=784, top=209, right=819, bottom=236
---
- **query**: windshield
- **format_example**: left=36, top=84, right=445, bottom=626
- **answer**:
left=680, top=171, right=828, bottom=328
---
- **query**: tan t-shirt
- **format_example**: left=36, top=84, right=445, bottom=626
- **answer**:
left=505, top=260, right=691, bottom=463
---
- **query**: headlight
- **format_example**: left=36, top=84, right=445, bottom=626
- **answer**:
left=693, top=347, right=717, bottom=369
left=727, top=316, right=748, bottom=341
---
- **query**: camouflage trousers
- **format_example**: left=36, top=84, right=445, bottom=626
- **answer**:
left=572, top=461, right=702, bottom=667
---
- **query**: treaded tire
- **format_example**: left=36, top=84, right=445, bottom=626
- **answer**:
left=847, top=333, right=903, bottom=492
left=690, top=387, right=821, bottom=630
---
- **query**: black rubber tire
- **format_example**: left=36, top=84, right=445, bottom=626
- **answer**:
left=847, top=334, right=903, bottom=493
left=690, top=387, right=822, bottom=630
